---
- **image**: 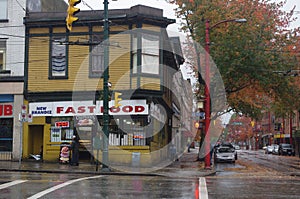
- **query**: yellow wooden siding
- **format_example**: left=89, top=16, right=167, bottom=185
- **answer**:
left=110, top=26, right=129, bottom=32
left=140, top=77, right=160, bottom=90
left=131, top=77, right=137, bottom=89
left=142, top=24, right=161, bottom=32
left=53, top=27, right=68, bottom=33
left=92, top=26, right=103, bottom=32
left=68, top=35, right=93, bottom=91
left=66, top=26, right=89, bottom=33
left=28, top=33, right=133, bottom=92
left=109, top=34, right=131, bottom=90
left=28, top=37, right=50, bottom=92
left=29, top=28, right=49, bottom=34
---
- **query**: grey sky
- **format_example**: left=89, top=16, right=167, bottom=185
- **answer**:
left=77, top=0, right=300, bottom=29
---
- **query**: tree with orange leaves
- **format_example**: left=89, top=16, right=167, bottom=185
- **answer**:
left=168, top=0, right=300, bottom=119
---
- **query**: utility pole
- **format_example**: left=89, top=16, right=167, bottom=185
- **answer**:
left=102, top=0, right=110, bottom=172
left=204, top=18, right=247, bottom=169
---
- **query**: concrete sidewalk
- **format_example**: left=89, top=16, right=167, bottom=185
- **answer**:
left=0, top=148, right=215, bottom=178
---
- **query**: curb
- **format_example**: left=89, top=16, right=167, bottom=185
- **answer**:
left=0, top=168, right=162, bottom=176
left=0, top=166, right=216, bottom=178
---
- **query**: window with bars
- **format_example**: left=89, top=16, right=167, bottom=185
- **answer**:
left=90, top=35, right=104, bottom=77
left=50, top=37, right=67, bottom=78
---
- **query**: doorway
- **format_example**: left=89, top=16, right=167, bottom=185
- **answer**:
left=28, top=125, right=44, bottom=156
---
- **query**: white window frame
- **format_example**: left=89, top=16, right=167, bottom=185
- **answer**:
left=0, top=49, right=5, bottom=71
left=141, top=33, right=159, bottom=74
left=132, top=33, right=160, bottom=75
left=132, top=35, right=138, bottom=74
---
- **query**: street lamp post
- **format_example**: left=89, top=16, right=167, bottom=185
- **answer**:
left=102, top=0, right=110, bottom=171
left=204, top=18, right=247, bottom=169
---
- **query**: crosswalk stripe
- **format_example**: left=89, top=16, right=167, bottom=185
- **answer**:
left=199, top=177, right=208, bottom=199
left=0, top=180, right=28, bottom=190
left=27, top=175, right=104, bottom=199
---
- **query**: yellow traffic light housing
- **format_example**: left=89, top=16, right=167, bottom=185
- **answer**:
left=66, top=0, right=81, bottom=31
left=114, top=92, right=122, bottom=108
left=194, top=121, right=200, bottom=129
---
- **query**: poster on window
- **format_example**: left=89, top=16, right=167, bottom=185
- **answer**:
left=64, top=129, right=73, bottom=140
left=50, top=127, right=61, bottom=142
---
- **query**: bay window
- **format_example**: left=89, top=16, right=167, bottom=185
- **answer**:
left=132, top=32, right=160, bottom=75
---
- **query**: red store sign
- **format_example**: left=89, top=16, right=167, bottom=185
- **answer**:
left=0, top=103, right=13, bottom=118
left=55, top=121, right=70, bottom=128
left=29, top=100, right=148, bottom=116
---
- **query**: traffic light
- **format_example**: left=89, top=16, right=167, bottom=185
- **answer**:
left=66, top=0, right=81, bottom=31
left=194, top=121, right=200, bottom=129
left=114, top=92, right=122, bottom=108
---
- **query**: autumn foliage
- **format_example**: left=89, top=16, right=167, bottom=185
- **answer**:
left=168, top=0, right=300, bottom=119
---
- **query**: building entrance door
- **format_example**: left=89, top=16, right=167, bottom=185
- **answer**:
left=28, top=125, right=44, bottom=158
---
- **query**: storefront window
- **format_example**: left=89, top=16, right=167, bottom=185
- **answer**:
left=50, top=117, right=74, bottom=142
left=0, top=118, right=13, bottom=151
left=49, top=115, right=149, bottom=147
left=108, top=117, right=148, bottom=146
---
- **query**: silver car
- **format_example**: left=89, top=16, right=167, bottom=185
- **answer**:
left=265, top=144, right=276, bottom=154
left=272, top=144, right=279, bottom=155
left=214, top=146, right=236, bottom=163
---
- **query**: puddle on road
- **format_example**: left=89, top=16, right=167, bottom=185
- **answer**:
left=216, top=170, right=237, bottom=176
left=215, top=162, right=246, bottom=176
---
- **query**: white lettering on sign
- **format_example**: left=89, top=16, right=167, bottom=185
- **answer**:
left=0, top=103, right=13, bottom=118
left=31, top=107, right=52, bottom=115
left=29, top=100, right=148, bottom=116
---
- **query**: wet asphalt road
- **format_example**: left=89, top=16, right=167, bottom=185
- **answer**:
left=0, top=150, right=299, bottom=199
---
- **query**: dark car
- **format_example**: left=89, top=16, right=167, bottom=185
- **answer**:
left=278, top=143, right=295, bottom=156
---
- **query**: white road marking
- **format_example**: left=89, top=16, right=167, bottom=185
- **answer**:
left=27, top=175, right=104, bottom=199
left=0, top=180, right=28, bottom=190
left=199, top=177, right=208, bottom=199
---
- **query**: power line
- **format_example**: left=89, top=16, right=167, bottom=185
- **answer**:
left=0, top=25, right=24, bottom=29
left=15, top=0, right=26, bottom=12
left=81, top=0, right=94, bottom=11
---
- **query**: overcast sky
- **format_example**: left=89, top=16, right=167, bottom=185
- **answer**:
left=77, top=0, right=300, bottom=30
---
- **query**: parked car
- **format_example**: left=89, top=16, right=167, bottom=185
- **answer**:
left=265, top=144, right=276, bottom=154
left=214, top=146, right=236, bottom=163
left=216, top=143, right=238, bottom=160
left=272, top=144, right=279, bottom=155
left=278, top=143, right=295, bottom=156
left=232, top=144, right=241, bottom=150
